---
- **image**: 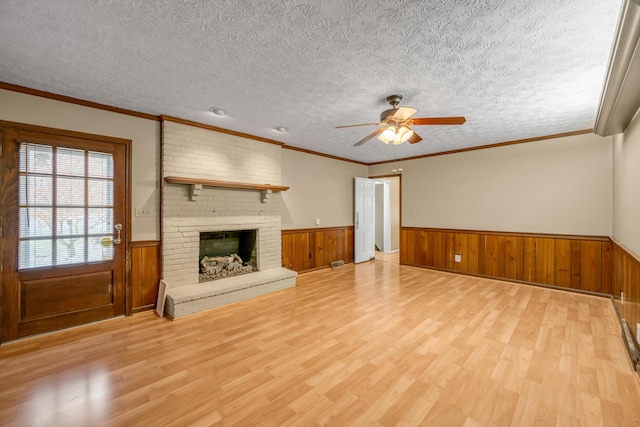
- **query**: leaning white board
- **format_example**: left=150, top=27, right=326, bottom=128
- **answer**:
left=155, top=279, right=168, bottom=317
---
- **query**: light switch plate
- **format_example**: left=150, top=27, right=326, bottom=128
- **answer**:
left=135, top=207, right=151, bottom=217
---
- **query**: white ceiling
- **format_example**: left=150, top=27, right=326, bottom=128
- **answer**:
left=0, top=0, right=622, bottom=164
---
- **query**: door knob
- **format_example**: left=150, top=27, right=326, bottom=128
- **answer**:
left=114, top=224, right=122, bottom=245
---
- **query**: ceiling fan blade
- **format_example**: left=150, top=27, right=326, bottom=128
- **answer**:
left=354, top=127, right=385, bottom=147
left=335, top=122, right=381, bottom=129
left=389, top=107, right=418, bottom=121
left=412, top=117, right=466, bottom=125
left=408, top=131, right=422, bottom=144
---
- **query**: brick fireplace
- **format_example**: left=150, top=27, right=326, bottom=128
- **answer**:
left=160, top=119, right=296, bottom=318
left=163, top=215, right=281, bottom=287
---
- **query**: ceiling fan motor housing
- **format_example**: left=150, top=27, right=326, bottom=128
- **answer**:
left=386, top=94, right=403, bottom=107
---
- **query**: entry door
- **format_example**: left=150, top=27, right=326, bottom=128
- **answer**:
left=1, top=122, right=129, bottom=341
left=354, top=177, right=376, bottom=263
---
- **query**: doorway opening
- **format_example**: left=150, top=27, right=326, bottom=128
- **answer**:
left=353, top=175, right=401, bottom=264
left=374, top=175, right=400, bottom=264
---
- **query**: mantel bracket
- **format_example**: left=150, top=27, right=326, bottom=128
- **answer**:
left=190, top=184, right=203, bottom=201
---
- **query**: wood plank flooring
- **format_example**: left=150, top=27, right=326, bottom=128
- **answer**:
left=1, top=261, right=640, bottom=426
left=375, top=250, right=400, bottom=264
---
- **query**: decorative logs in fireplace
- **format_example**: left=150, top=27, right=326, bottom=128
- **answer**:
left=200, top=253, right=254, bottom=282
left=199, top=229, right=257, bottom=283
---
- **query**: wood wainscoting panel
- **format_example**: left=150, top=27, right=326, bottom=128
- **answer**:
left=505, top=235, right=524, bottom=281
left=535, top=238, right=555, bottom=285
left=282, top=232, right=310, bottom=272
left=570, top=240, right=582, bottom=289
left=131, top=241, right=161, bottom=313
left=581, top=240, right=602, bottom=293
left=313, top=229, right=338, bottom=268
left=454, top=232, right=467, bottom=272
left=484, top=235, right=501, bottom=277
left=401, top=228, right=612, bottom=295
left=466, top=233, right=480, bottom=274
left=554, top=239, right=572, bottom=288
left=282, top=227, right=354, bottom=273
left=601, top=241, right=613, bottom=295
left=612, top=241, right=640, bottom=333
left=522, top=237, right=536, bottom=283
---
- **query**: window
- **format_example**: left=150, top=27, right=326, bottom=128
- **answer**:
left=18, top=143, right=115, bottom=269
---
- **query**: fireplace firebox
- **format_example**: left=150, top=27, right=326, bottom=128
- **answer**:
left=199, top=230, right=257, bottom=282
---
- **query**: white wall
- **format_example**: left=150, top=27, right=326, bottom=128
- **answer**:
left=0, top=89, right=160, bottom=241
left=389, top=176, right=400, bottom=250
left=375, top=183, right=384, bottom=250
left=369, top=133, right=613, bottom=236
left=613, top=109, right=640, bottom=254
left=281, top=149, right=368, bottom=229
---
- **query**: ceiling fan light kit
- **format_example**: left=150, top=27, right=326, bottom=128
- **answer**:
left=336, top=94, right=466, bottom=147
left=378, top=125, right=414, bottom=145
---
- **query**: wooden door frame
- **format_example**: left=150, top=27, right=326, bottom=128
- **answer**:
left=0, top=120, right=133, bottom=343
left=369, top=173, right=402, bottom=254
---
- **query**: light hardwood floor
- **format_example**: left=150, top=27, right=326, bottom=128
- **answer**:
left=375, top=250, right=400, bottom=264
left=1, top=261, right=640, bottom=426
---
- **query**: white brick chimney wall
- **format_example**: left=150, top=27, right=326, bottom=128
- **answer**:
left=161, top=120, right=286, bottom=290
left=162, top=121, right=281, bottom=183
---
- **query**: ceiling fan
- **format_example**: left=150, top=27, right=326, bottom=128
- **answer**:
left=336, top=94, right=466, bottom=147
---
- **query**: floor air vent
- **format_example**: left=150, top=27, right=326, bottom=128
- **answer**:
left=331, top=260, right=345, bottom=269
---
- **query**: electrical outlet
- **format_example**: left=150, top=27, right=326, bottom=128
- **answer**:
left=135, top=207, right=151, bottom=217
left=315, top=218, right=320, bottom=225
left=454, top=254, right=462, bottom=263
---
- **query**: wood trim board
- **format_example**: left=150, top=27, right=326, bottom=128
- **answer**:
left=0, top=82, right=159, bottom=121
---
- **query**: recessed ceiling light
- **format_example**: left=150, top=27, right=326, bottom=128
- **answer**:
left=208, top=108, right=225, bottom=116
left=274, top=126, right=288, bottom=133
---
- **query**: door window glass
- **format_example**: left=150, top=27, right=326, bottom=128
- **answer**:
left=18, top=143, right=115, bottom=269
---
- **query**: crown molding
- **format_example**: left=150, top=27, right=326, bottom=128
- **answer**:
left=160, top=115, right=285, bottom=147
left=0, top=81, right=159, bottom=121
left=595, top=0, right=640, bottom=136
left=282, top=145, right=368, bottom=165
left=367, top=129, right=594, bottom=165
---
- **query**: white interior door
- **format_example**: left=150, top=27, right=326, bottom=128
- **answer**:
left=354, top=177, right=376, bottom=263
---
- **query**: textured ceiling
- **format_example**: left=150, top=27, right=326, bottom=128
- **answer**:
left=0, top=0, right=621, bottom=163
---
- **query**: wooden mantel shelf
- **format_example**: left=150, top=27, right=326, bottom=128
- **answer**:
left=164, top=176, right=288, bottom=202
left=164, top=176, right=289, bottom=192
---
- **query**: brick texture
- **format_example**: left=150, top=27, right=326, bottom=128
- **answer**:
left=161, top=121, right=286, bottom=289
